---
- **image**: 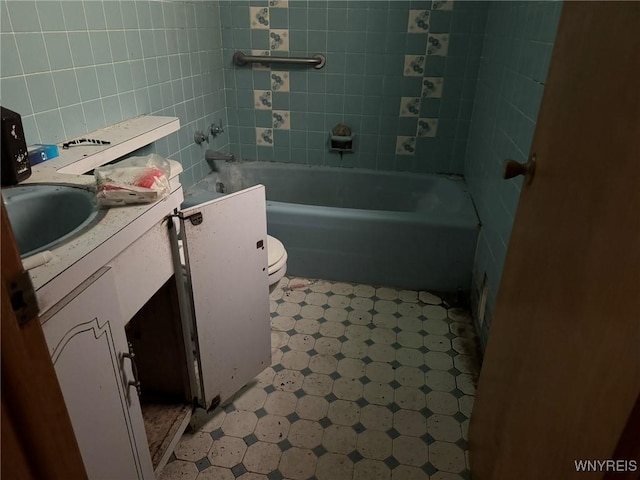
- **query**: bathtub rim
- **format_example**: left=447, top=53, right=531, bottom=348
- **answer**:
left=266, top=199, right=479, bottom=229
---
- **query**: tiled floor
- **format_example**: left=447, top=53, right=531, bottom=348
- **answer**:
left=160, top=276, right=480, bottom=480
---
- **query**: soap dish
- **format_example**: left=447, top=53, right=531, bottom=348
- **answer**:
left=328, top=133, right=355, bottom=152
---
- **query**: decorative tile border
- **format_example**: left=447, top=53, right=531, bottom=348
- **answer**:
left=254, top=90, right=273, bottom=110
left=407, top=10, right=430, bottom=33
left=421, top=77, right=444, bottom=98
left=396, top=136, right=416, bottom=155
left=417, top=118, right=438, bottom=137
left=427, top=34, right=449, bottom=56
left=399, top=97, right=421, bottom=117
left=271, top=71, right=290, bottom=92
left=273, top=110, right=291, bottom=130
left=252, top=50, right=271, bottom=71
left=269, top=30, right=289, bottom=51
left=256, top=128, right=274, bottom=146
left=250, top=7, right=270, bottom=29
left=432, top=0, right=454, bottom=11
left=404, top=55, right=426, bottom=77
left=240, top=1, right=457, bottom=154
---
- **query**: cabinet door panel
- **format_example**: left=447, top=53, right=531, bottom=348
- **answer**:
left=42, top=269, right=153, bottom=479
left=181, top=185, right=271, bottom=409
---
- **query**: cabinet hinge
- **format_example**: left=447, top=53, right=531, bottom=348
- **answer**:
left=7, top=271, right=39, bottom=326
left=186, top=212, right=203, bottom=226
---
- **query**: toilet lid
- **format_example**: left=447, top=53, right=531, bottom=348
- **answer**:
left=267, top=235, right=286, bottom=269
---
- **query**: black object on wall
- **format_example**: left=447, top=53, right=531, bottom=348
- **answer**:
left=1, top=107, right=31, bottom=186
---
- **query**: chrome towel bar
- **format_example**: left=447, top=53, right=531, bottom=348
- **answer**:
left=233, top=51, right=326, bottom=69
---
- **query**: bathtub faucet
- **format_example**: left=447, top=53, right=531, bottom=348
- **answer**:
left=206, top=150, right=235, bottom=162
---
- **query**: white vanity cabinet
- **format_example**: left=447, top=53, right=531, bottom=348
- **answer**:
left=41, top=267, right=154, bottom=480
left=40, top=184, right=272, bottom=479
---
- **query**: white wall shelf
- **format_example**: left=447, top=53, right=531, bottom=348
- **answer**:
left=31, top=115, right=180, bottom=178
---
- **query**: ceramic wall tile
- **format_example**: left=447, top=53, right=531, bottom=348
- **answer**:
left=407, top=10, right=431, bottom=33
left=256, top=127, right=274, bottom=146
left=432, top=0, right=455, bottom=12
left=271, top=71, right=290, bottom=92
left=0, top=1, right=228, bottom=189
left=422, top=77, right=444, bottom=98
left=396, top=136, right=416, bottom=155
left=404, top=55, right=426, bottom=77
left=464, top=1, right=562, bottom=349
left=417, top=118, right=438, bottom=137
left=254, top=90, right=273, bottom=110
left=220, top=1, right=493, bottom=173
left=272, top=110, right=291, bottom=130
left=427, top=33, right=450, bottom=56
left=250, top=7, right=270, bottom=30
left=269, top=29, right=289, bottom=51
left=399, top=97, right=421, bottom=117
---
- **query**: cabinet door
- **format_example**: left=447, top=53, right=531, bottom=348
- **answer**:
left=180, top=185, right=271, bottom=409
left=41, top=268, right=154, bottom=479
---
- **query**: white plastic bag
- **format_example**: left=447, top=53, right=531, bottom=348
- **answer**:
left=94, top=154, right=171, bottom=207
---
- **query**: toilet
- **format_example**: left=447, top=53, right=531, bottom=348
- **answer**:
left=267, top=234, right=287, bottom=292
left=180, top=192, right=287, bottom=292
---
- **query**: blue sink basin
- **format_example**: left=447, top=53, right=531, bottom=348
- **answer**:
left=2, top=184, right=100, bottom=257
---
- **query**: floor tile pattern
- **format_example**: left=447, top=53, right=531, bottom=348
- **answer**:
left=160, top=277, right=480, bottom=480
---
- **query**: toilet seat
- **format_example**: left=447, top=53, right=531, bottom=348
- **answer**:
left=267, top=235, right=287, bottom=276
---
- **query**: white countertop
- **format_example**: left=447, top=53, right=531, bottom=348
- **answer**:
left=28, top=175, right=183, bottom=315
left=30, top=115, right=180, bottom=178
left=15, top=115, right=185, bottom=314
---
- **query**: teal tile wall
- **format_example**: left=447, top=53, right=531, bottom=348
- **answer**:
left=221, top=0, right=488, bottom=174
left=0, top=0, right=226, bottom=188
left=0, top=0, right=565, bottom=340
left=463, top=0, right=562, bottom=350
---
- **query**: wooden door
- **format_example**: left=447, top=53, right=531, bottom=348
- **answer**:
left=41, top=268, right=154, bottom=479
left=1, top=202, right=87, bottom=479
left=469, top=3, right=640, bottom=480
left=180, top=185, right=271, bottom=410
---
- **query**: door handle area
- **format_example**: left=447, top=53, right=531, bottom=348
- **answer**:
left=503, top=154, right=536, bottom=183
left=122, top=342, right=141, bottom=397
